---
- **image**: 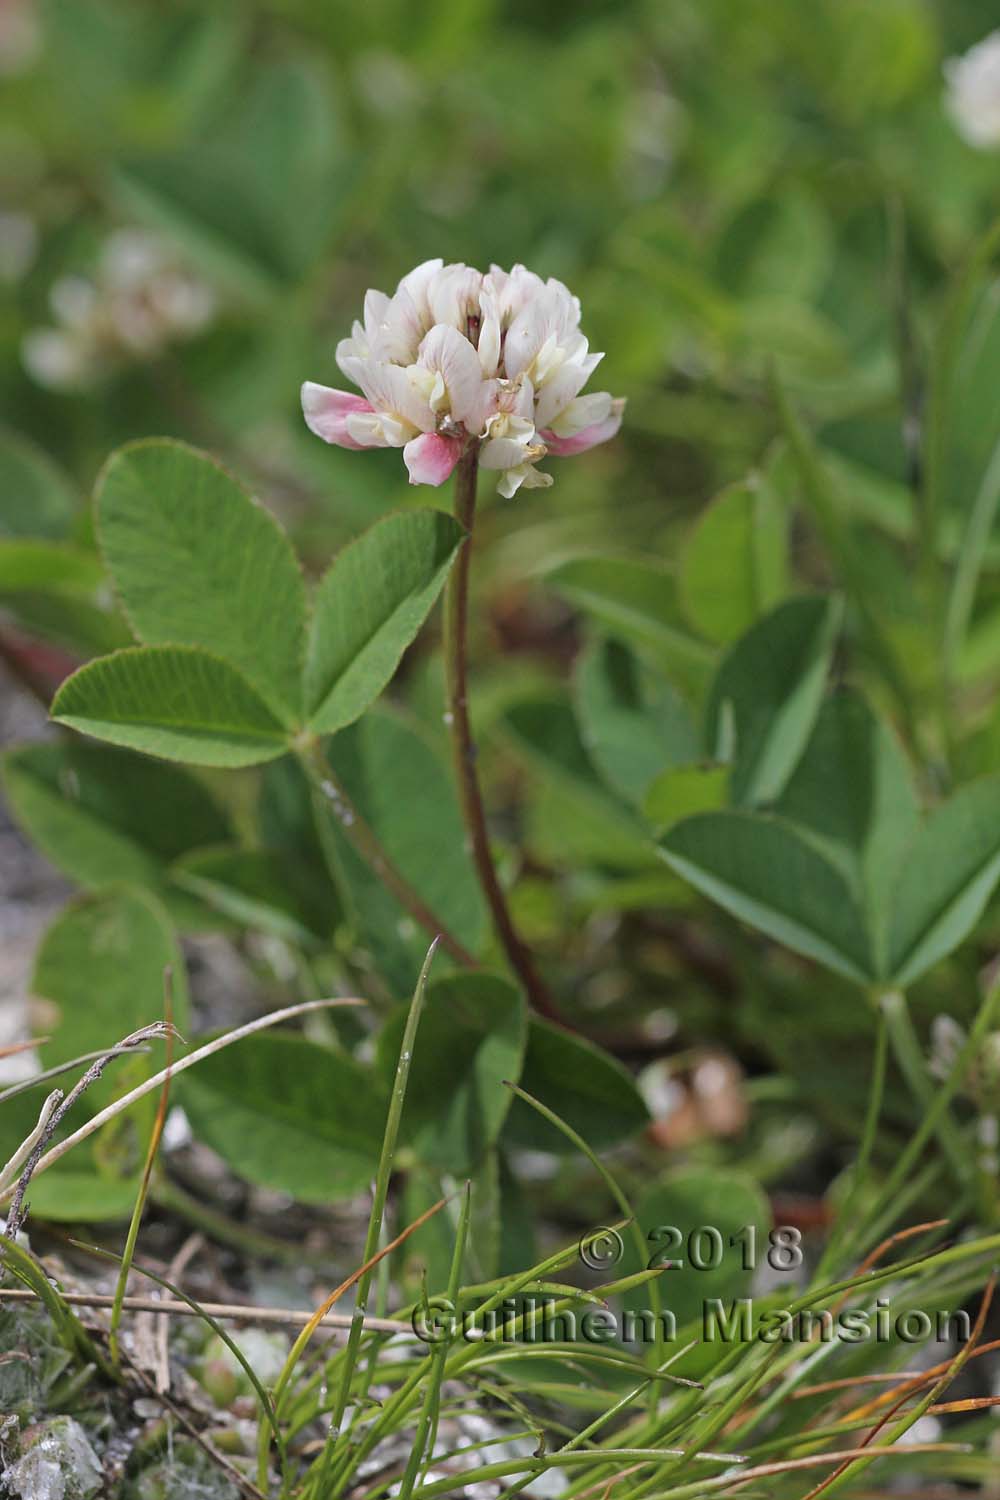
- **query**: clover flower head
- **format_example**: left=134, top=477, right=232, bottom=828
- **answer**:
left=21, top=228, right=216, bottom=391
left=301, top=259, right=624, bottom=496
left=944, top=30, right=1000, bottom=149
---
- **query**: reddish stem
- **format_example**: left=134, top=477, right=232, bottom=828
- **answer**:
left=444, top=445, right=561, bottom=1022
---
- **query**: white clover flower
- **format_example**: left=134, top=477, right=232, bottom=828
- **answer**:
left=0, top=0, right=42, bottom=76
left=21, top=228, right=216, bottom=391
left=301, top=259, right=624, bottom=496
left=944, top=30, right=1000, bottom=148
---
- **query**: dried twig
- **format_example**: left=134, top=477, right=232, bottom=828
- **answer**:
left=0, top=1287, right=413, bottom=1334
left=0, top=998, right=364, bottom=1205
left=0, top=1036, right=49, bottom=1063
left=3, top=1024, right=176, bottom=1239
left=0, top=1091, right=62, bottom=1196
left=0, top=1043, right=152, bottom=1107
left=152, top=1233, right=204, bottom=1393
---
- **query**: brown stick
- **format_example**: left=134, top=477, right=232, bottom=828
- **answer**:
left=444, top=446, right=560, bottom=1021
left=0, top=1287, right=412, bottom=1334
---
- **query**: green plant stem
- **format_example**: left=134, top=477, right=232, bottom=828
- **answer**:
left=877, top=973, right=1000, bottom=1227
left=321, top=944, right=437, bottom=1495
left=923, top=215, right=1000, bottom=584
left=110, top=982, right=174, bottom=1365
left=878, top=988, right=969, bottom=1189
left=923, top=217, right=1000, bottom=767
left=814, top=1010, right=888, bottom=1281
left=887, top=197, right=923, bottom=498
left=398, top=1183, right=472, bottom=1500
left=504, top=1080, right=665, bottom=1410
left=768, top=364, right=920, bottom=756
left=943, top=431, right=1000, bottom=681
left=444, top=444, right=561, bottom=1021
left=297, top=742, right=476, bottom=969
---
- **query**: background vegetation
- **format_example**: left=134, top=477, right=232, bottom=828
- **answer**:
left=4, top=1, right=1000, bottom=1496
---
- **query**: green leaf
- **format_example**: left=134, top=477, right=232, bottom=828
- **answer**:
left=0, top=428, right=78, bottom=539
left=112, top=151, right=291, bottom=300
left=400, top=1150, right=534, bottom=1289
left=177, top=1034, right=385, bottom=1204
left=318, top=708, right=486, bottom=990
left=768, top=376, right=911, bottom=720
left=218, top=58, right=342, bottom=274
left=96, top=440, right=306, bottom=724
left=503, top=1020, right=650, bottom=1153
left=715, top=190, right=832, bottom=302
left=258, top=755, right=341, bottom=916
left=112, top=60, right=342, bottom=295
left=0, top=540, right=128, bottom=654
left=543, top=555, right=715, bottom=697
left=774, top=691, right=919, bottom=970
left=503, top=693, right=657, bottom=870
left=375, top=973, right=527, bottom=1174
left=6, top=1167, right=143, bottom=1224
left=31, top=888, right=188, bottom=1115
left=706, top=596, right=840, bottom=806
left=304, top=510, right=463, bottom=735
left=52, top=646, right=289, bottom=768
left=623, top=1169, right=770, bottom=1332
left=574, top=637, right=699, bottom=806
left=173, top=846, right=335, bottom=944
left=887, top=775, right=1000, bottom=986
left=0, top=542, right=104, bottom=594
left=0, top=887, right=186, bottom=1221
left=2, top=742, right=230, bottom=924
left=643, top=765, right=729, bottom=831
left=678, top=477, right=787, bottom=644
left=660, top=811, right=875, bottom=982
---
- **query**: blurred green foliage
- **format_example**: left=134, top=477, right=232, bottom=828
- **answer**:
left=1, top=0, right=997, bottom=555
left=6, top=0, right=1000, bottom=1228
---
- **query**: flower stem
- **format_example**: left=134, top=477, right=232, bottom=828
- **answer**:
left=444, top=445, right=561, bottom=1021
left=298, top=742, right=476, bottom=970
left=878, top=988, right=970, bottom=1189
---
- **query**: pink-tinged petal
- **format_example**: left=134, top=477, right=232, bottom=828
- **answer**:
left=301, top=382, right=375, bottom=450
left=548, top=389, right=613, bottom=438
left=541, top=398, right=625, bottom=456
left=403, top=432, right=464, bottom=486
left=338, top=356, right=433, bottom=433
left=533, top=351, right=603, bottom=428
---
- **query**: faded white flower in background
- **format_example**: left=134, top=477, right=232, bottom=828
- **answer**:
left=22, top=228, right=216, bottom=391
left=302, top=259, right=624, bottom=496
left=0, top=210, right=37, bottom=283
left=0, top=0, right=42, bottom=76
left=944, top=30, right=1000, bottom=148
